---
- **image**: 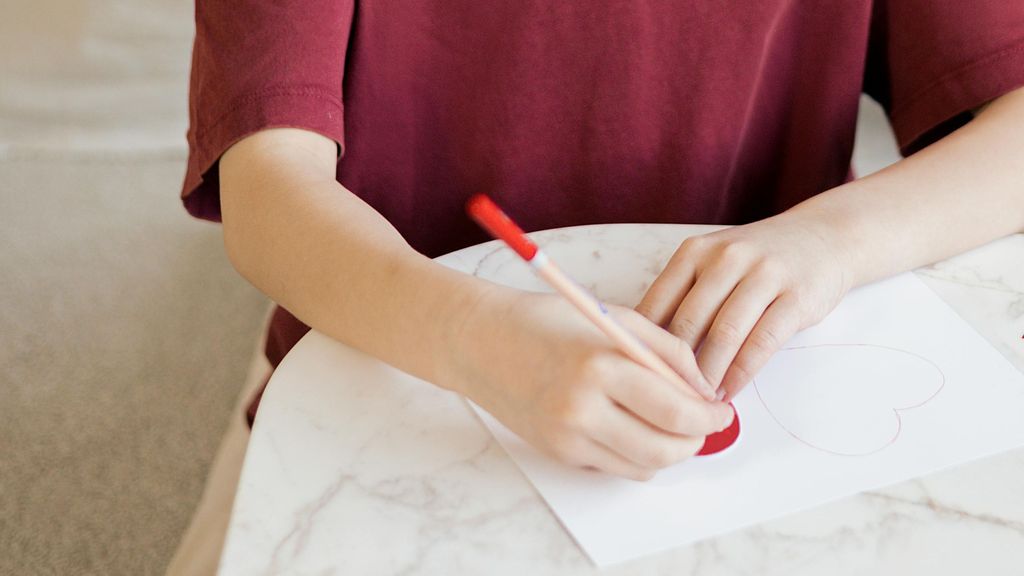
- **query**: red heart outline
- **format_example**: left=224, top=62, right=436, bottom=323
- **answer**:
left=753, top=344, right=946, bottom=457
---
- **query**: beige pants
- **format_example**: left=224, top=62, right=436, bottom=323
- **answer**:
left=165, top=329, right=271, bottom=576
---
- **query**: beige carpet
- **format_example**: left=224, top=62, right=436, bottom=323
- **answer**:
left=0, top=3, right=272, bottom=572
left=0, top=1, right=900, bottom=574
left=0, top=0, right=191, bottom=155
left=0, top=156, right=269, bottom=575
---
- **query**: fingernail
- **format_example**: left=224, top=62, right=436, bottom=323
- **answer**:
left=714, top=388, right=726, bottom=402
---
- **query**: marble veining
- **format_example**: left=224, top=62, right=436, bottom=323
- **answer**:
left=219, top=224, right=1024, bottom=575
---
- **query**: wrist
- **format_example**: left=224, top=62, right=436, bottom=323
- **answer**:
left=431, top=270, right=518, bottom=396
left=783, top=188, right=874, bottom=290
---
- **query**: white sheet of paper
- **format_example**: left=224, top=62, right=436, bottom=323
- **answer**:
left=470, top=273, right=1024, bottom=566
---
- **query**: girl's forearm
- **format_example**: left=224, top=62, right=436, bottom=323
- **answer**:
left=219, top=128, right=503, bottom=390
left=790, top=86, right=1024, bottom=287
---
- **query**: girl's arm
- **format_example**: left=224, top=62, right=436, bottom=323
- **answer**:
left=809, top=86, right=1024, bottom=286
left=220, top=128, right=491, bottom=388
left=639, top=86, right=1024, bottom=400
left=219, top=128, right=733, bottom=481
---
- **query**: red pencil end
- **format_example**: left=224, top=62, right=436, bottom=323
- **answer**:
left=466, top=194, right=539, bottom=261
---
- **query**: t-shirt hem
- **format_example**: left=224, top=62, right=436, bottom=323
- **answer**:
left=181, top=88, right=346, bottom=223
left=891, top=41, right=1024, bottom=155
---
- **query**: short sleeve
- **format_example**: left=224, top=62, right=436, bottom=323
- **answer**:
left=864, top=1, right=1024, bottom=155
left=181, top=0, right=354, bottom=221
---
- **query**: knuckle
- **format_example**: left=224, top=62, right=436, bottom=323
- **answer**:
left=747, top=326, right=781, bottom=356
left=708, top=319, right=744, bottom=347
left=546, top=384, right=596, bottom=435
left=668, top=331, right=697, bottom=359
left=788, top=289, right=817, bottom=317
left=669, top=315, right=701, bottom=341
left=730, top=327, right=787, bottom=385
left=553, top=394, right=592, bottom=433
left=678, top=235, right=707, bottom=255
left=753, top=258, right=786, bottom=283
left=718, top=241, right=751, bottom=263
left=577, top=350, right=614, bottom=382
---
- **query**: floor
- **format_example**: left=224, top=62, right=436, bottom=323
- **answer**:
left=2, top=2, right=269, bottom=574
left=0, top=2, right=900, bottom=574
left=0, top=157, right=268, bottom=575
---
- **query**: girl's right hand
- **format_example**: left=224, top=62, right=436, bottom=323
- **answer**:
left=445, top=287, right=736, bottom=481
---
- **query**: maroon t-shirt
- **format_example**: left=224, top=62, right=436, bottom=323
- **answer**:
left=182, top=1, right=1024, bottom=424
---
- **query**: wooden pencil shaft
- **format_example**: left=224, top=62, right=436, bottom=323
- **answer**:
left=533, top=257, right=709, bottom=400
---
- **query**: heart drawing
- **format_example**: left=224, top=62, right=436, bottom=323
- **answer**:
left=753, top=344, right=945, bottom=456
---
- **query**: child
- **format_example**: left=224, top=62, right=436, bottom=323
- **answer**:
left=168, top=1, right=1024, bottom=574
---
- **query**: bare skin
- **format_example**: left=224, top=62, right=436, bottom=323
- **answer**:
left=220, top=86, right=1024, bottom=480
left=220, top=129, right=733, bottom=482
left=636, top=86, right=1024, bottom=402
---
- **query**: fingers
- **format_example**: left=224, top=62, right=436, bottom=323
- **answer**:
left=667, top=261, right=746, bottom=349
left=604, top=362, right=733, bottom=436
left=546, top=432, right=657, bottom=482
left=582, top=440, right=659, bottom=482
left=696, top=275, right=779, bottom=389
left=635, top=239, right=699, bottom=326
left=589, top=400, right=706, bottom=470
left=615, top=309, right=714, bottom=399
left=719, top=294, right=801, bottom=401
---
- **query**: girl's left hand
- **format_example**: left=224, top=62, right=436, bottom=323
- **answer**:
left=635, top=211, right=854, bottom=401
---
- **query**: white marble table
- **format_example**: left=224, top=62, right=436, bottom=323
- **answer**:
left=219, top=224, right=1024, bottom=576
